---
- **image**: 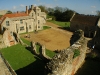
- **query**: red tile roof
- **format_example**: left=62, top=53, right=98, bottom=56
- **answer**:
left=0, top=12, right=29, bottom=24
left=2, top=13, right=29, bottom=18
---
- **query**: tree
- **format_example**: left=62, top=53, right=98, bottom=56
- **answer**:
left=6, top=10, right=12, bottom=14
left=38, top=5, right=48, bottom=14
left=47, top=6, right=75, bottom=22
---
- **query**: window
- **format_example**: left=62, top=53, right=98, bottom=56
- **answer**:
left=20, top=19, right=23, bottom=24
left=38, top=26, right=40, bottom=28
left=6, top=21, right=10, bottom=26
left=29, top=25, right=31, bottom=29
left=20, top=26, right=24, bottom=31
left=38, top=20, right=40, bottom=24
left=32, top=13, right=34, bottom=17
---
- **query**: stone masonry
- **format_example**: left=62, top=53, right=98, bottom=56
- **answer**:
left=46, top=30, right=87, bottom=75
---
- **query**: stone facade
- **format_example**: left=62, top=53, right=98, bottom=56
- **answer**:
left=46, top=30, right=88, bottom=75
left=0, top=5, right=46, bottom=34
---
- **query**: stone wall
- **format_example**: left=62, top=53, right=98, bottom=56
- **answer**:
left=3, top=29, right=17, bottom=47
left=93, top=26, right=100, bottom=49
left=0, top=52, right=17, bottom=75
left=46, top=30, right=87, bottom=75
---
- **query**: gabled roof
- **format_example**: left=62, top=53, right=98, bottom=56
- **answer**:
left=1, top=13, right=29, bottom=18
left=71, top=14, right=99, bottom=26
left=0, top=12, right=29, bottom=25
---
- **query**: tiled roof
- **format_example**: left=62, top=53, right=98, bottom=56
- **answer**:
left=1, top=13, right=29, bottom=18
left=71, top=14, right=99, bottom=26
left=0, top=12, right=29, bottom=24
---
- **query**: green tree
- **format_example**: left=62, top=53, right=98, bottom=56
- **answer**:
left=6, top=10, right=12, bottom=14
left=38, top=5, right=48, bottom=14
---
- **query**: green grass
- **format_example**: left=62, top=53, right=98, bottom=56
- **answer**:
left=73, top=49, right=80, bottom=58
left=49, top=20, right=70, bottom=27
left=21, top=37, right=30, bottom=45
left=1, top=38, right=55, bottom=75
left=43, top=26, right=51, bottom=30
left=1, top=44, right=35, bottom=70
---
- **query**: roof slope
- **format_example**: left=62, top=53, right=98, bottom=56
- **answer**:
left=0, top=13, right=29, bottom=24
left=1, top=13, right=28, bottom=18
left=71, top=14, right=99, bottom=26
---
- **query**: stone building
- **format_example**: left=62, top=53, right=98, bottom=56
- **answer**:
left=93, top=18, right=100, bottom=49
left=0, top=5, right=46, bottom=34
left=70, top=13, right=99, bottom=38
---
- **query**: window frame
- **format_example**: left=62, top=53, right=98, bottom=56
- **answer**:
left=20, top=26, right=24, bottom=31
left=6, top=21, right=10, bottom=26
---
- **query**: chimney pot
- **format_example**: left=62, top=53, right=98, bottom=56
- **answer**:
left=26, top=6, right=28, bottom=14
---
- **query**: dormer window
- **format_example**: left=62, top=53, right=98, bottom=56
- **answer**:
left=6, top=21, right=10, bottom=26
left=20, top=19, right=23, bottom=24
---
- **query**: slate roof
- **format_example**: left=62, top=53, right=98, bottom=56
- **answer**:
left=71, top=14, right=99, bottom=26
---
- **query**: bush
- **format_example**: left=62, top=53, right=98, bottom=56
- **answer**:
left=73, top=49, right=80, bottom=58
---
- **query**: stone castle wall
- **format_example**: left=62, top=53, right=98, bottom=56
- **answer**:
left=46, top=30, right=87, bottom=75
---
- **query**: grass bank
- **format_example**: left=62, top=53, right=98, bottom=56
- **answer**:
left=1, top=38, right=55, bottom=75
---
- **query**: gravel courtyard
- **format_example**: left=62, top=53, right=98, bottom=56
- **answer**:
left=21, top=22, right=73, bottom=51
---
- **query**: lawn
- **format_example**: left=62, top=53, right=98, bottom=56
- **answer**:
left=43, top=26, right=51, bottom=30
left=1, top=38, right=55, bottom=75
left=49, top=20, right=70, bottom=27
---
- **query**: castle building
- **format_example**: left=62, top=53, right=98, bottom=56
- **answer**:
left=0, top=5, right=46, bottom=34
left=70, top=13, right=99, bottom=38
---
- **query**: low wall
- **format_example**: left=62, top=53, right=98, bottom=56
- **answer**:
left=0, top=52, right=17, bottom=75
left=46, top=31, right=87, bottom=75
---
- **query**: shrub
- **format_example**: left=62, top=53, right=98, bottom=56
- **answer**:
left=73, top=49, right=80, bottom=58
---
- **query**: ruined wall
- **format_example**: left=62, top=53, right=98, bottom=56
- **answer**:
left=0, top=52, right=17, bottom=75
left=3, top=29, right=17, bottom=47
left=46, top=30, right=87, bottom=75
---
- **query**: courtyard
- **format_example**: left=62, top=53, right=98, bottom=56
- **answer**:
left=21, top=22, right=73, bottom=51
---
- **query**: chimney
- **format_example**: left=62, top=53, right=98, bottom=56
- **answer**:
left=31, top=5, right=34, bottom=10
left=17, top=11, right=19, bottom=13
left=26, top=6, right=28, bottom=14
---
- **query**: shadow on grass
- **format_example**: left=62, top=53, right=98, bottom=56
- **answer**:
left=58, top=27, right=72, bottom=32
left=75, top=58, right=100, bottom=75
left=15, top=56, right=46, bottom=75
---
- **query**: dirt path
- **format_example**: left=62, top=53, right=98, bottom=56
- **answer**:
left=21, top=22, right=73, bottom=51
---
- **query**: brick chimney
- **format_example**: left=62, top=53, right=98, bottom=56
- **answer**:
left=26, top=6, right=28, bottom=14
left=17, top=11, right=19, bottom=13
left=31, top=5, right=34, bottom=10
